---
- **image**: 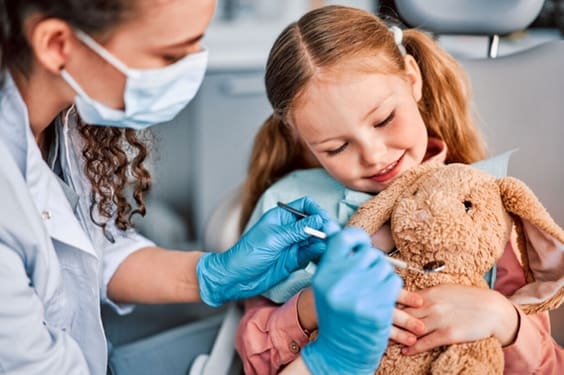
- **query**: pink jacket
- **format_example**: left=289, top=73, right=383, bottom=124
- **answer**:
left=235, top=240, right=563, bottom=375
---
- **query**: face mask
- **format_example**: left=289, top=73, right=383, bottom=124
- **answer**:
left=60, top=30, right=208, bottom=129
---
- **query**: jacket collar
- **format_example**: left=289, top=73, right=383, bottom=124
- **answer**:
left=0, top=73, right=31, bottom=176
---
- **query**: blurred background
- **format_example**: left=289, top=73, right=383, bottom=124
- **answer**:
left=126, top=0, right=563, bottom=347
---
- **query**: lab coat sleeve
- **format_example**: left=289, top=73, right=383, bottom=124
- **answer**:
left=235, top=293, right=310, bottom=375
left=100, top=226, right=155, bottom=314
left=0, top=244, right=90, bottom=374
left=494, top=239, right=564, bottom=374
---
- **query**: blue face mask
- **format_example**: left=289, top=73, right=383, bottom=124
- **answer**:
left=60, top=30, right=208, bottom=129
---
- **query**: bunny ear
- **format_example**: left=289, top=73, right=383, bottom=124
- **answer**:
left=498, top=177, right=564, bottom=314
left=347, top=162, right=442, bottom=233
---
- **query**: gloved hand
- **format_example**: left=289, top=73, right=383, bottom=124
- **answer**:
left=197, top=196, right=334, bottom=307
left=301, top=227, right=402, bottom=375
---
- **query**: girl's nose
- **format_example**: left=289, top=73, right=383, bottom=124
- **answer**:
left=359, top=137, right=387, bottom=166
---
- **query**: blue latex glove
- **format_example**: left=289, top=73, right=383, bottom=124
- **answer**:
left=197, top=197, right=333, bottom=307
left=302, top=227, right=402, bottom=375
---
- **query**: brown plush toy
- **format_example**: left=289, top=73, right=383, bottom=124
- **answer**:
left=347, top=162, right=564, bottom=375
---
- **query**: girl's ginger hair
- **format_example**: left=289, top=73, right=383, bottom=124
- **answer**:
left=240, top=5, right=487, bottom=230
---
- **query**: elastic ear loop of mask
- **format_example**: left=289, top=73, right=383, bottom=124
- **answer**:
left=60, top=69, right=95, bottom=102
left=74, top=29, right=135, bottom=77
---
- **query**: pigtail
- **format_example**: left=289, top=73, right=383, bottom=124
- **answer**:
left=239, top=114, right=315, bottom=232
left=402, top=29, right=487, bottom=164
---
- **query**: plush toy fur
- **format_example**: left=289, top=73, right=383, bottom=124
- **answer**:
left=347, top=162, right=564, bottom=375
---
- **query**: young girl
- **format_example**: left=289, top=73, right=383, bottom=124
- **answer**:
left=236, top=5, right=563, bottom=375
left=0, top=1, right=402, bottom=374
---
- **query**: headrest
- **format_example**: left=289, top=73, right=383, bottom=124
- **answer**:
left=203, top=186, right=242, bottom=252
left=395, top=0, right=545, bottom=35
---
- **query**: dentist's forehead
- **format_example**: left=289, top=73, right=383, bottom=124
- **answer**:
left=109, top=0, right=215, bottom=48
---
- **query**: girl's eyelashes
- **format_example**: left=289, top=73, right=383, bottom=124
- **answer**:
left=327, top=142, right=349, bottom=156
left=323, top=111, right=394, bottom=156
left=374, top=111, right=395, bottom=128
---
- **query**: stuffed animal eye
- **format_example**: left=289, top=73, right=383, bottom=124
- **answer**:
left=463, top=200, right=473, bottom=212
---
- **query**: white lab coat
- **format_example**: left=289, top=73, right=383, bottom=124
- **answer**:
left=0, top=74, right=155, bottom=374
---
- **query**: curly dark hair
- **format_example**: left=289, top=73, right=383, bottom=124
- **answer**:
left=78, top=118, right=152, bottom=232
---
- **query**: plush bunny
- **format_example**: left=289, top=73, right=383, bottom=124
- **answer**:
left=347, top=162, right=564, bottom=375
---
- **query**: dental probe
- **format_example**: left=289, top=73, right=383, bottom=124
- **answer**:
left=276, top=201, right=329, bottom=240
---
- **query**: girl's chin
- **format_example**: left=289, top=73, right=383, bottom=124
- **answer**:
left=349, top=182, right=386, bottom=194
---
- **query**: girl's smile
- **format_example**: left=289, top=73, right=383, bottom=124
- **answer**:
left=367, top=151, right=405, bottom=185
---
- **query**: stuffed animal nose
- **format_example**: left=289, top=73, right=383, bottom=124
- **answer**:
left=414, top=209, right=430, bottom=222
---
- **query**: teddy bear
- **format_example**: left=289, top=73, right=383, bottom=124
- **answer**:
left=347, top=162, right=564, bottom=375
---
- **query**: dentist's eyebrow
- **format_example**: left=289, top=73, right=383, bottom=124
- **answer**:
left=160, top=33, right=205, bottom=50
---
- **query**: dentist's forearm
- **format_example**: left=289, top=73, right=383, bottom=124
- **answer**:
left=107, top=246, right=204, bottom=304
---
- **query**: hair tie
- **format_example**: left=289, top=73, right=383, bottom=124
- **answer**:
left=389, top=26, right=407, bottom=56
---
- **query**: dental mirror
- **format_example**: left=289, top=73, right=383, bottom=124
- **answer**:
left=422, top=260, right=446, bottom=273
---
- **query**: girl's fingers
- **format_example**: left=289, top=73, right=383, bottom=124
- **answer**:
left=389, top=325, right=417, bottom=346
left=396, top=288, right=423, bottom=308
left=393, top=307, right=425, bottom=336
left=401, top=331, right=448, bottom=355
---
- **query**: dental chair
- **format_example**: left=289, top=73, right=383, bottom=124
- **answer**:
left=394, top=0, right=564, bottom=345
left=188, top=187, right=244, bottom=375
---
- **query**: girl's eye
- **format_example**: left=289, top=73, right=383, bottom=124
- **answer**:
left=327, top=142, right=349, bottom=156
left=374, top=111, right=395, bottom=128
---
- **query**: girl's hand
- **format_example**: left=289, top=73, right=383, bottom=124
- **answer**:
left=296, top=288, right=427, bottom=345
left=389, top=289, right=425, bottom=346
left=297, top=287, right=317, bottom=333
left=401, top=284, right=519, bottom=355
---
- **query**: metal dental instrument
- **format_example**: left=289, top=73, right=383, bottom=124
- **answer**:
left=277, top=201, right=309, bottom=219
left=422, top=260, right=446, bottom=273
left=386, top=248, right=446, bottom=274
left=276, top=201, right=328, bottom=239
left=276, top=201, right=443, bottom=274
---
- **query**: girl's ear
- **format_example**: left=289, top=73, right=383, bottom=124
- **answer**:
left=347, top=162, right=441, bottom=234
left=498, top=177, right=564, bottom=314
left=403, top=54, right=423, bottom=102
left=26, top=16, right=74, bottom=74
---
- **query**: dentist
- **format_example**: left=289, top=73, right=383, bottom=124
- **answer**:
left=0, top=1, right=401, bottom=374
